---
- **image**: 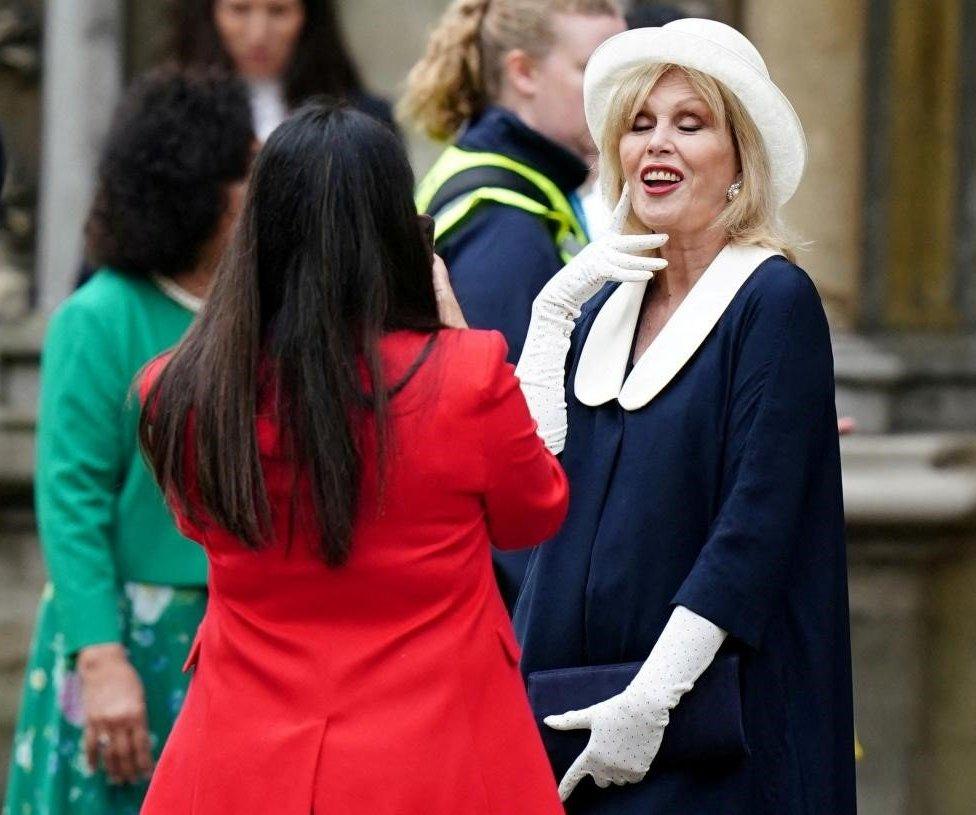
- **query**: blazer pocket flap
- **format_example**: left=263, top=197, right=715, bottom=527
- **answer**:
left=527, top=652, right=747, bottom=779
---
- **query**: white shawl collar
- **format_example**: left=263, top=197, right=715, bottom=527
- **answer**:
left=574, top=243, right=778, bottom=411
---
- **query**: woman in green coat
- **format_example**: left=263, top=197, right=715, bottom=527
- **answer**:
left=3, top=66, right=254, bottom=815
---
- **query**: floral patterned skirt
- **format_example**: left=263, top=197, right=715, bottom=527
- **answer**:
left=3, top=581, right=206, bottom=815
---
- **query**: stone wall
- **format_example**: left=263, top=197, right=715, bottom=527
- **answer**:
left=844, top=434, right=976, bottom=815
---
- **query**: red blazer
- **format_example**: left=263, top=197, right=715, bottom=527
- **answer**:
left=140, top=330, right=568, bottom=814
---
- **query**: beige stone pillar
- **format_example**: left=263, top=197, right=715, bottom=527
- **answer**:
left=743, top=0, right=867, bottom=329
left=36, top=0, right=123, bottom=314
left=928, top=542, right=976, bottom=815
left=879, top=0, right=962, bottom=330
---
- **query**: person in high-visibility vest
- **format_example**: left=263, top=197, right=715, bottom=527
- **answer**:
left=402, top=0, right=624, bottom=364
left=401, top=0, right=625, bottom=612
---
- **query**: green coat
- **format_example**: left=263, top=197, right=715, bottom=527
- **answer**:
left=35, top=268, right=207, bottom=655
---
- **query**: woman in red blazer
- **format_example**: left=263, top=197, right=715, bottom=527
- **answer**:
left=137, top=103, right=568, bottom=814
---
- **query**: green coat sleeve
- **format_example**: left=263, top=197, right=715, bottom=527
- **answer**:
left=35, top=299, right=128, bottom=654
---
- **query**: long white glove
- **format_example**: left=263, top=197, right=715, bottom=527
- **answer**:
left=515, top=185, right=668, bottom=454
left=545, top=606, right=728, bottom=801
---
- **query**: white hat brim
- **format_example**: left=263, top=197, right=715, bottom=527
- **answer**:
left=584, top=27, right=807, bottom=206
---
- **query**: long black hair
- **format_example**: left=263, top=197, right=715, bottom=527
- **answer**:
left=85, top=65, right=254, bottom=278
left=140, top=103, right=442, bottom=565
left=170, top=0, right=363, bottom=108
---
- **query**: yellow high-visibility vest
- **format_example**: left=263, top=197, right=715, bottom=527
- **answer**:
left=416, top=146, right=588, bottom=264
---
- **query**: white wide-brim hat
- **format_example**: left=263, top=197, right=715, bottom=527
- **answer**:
left=584, top=18, right=807, bottom=206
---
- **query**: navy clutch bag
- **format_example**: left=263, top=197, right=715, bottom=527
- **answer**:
left=527, top=652, right=747, bottom=780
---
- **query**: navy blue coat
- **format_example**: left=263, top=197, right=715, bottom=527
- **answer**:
left=514, top=254, right=857, bottom=814
left=437, top=106, right=589, bottom=610
left=439, top=106, right=590, bottom=364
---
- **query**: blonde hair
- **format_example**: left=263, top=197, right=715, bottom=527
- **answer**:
left=598, top=63, right=799, bottom=261
left=400, top=0, right=621, bottom=142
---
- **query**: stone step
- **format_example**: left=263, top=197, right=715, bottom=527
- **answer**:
left=0, top=315, right=42, bottom=423
left=0, top=414, right=34, bottom=498
left=841, top=433, right=976, bottom=530
left=0, top=355, right=39, bottom=415
left=0, top=318, right=41, bottom=502
left=0, top=314, right=44, bottom=354
left=834, top=333, right=976, bottom=434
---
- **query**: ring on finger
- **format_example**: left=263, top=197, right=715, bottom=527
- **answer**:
left=97, top=732, right=112, bottom=749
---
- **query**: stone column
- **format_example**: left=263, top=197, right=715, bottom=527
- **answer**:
left=843, top=434, right=976, bottom=815
left=36, top=0, right=123, bottom=314
left=742, top=0, right=867, bottom=329
left=878, top=0, right=963, bottom=330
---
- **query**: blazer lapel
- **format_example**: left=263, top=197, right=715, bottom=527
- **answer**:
left=575, top=243, right=778, bottom=411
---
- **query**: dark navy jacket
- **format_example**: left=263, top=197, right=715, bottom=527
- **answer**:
left=436, top=106, right=588, bottom=611
left=514, top=256, right=857, bottom=814
left=439, top=106, right=590, bottom=364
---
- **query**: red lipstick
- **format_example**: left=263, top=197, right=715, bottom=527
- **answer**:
left=639, top=163, right=684, bottom=196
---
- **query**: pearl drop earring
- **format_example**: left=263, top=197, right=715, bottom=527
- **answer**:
left=726, top=179, right=742, bottom=202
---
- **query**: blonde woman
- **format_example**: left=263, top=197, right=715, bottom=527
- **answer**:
left=402, top=0, right=624, bottom=610
left=509, top=19, right=856, bottom=814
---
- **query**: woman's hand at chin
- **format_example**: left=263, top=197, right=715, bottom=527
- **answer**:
left=541, top=184, right=669, bottom=312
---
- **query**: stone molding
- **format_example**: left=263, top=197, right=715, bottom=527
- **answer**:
left=843, top=433, right=976, bottom=530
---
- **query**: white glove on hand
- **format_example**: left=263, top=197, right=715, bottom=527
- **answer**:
left=545, top=606, right=728, bottom=801
left=515, top=185, right=668, bottom=454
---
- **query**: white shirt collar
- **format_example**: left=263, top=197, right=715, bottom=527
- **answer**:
left=574, top=243, right=778, bottom=411
left=152, top=274, right=204, bottom=314
left=248, top=78, right=288, bottom=142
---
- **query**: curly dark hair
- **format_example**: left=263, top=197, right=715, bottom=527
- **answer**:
left=85, top=65, right=254, bottom=278
left=169, top=0, right=362, bottom=108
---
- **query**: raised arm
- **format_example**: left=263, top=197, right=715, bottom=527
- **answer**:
left=515, top=186, right=667, bottom=454
left=478, top=332, right=570, bottom=550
